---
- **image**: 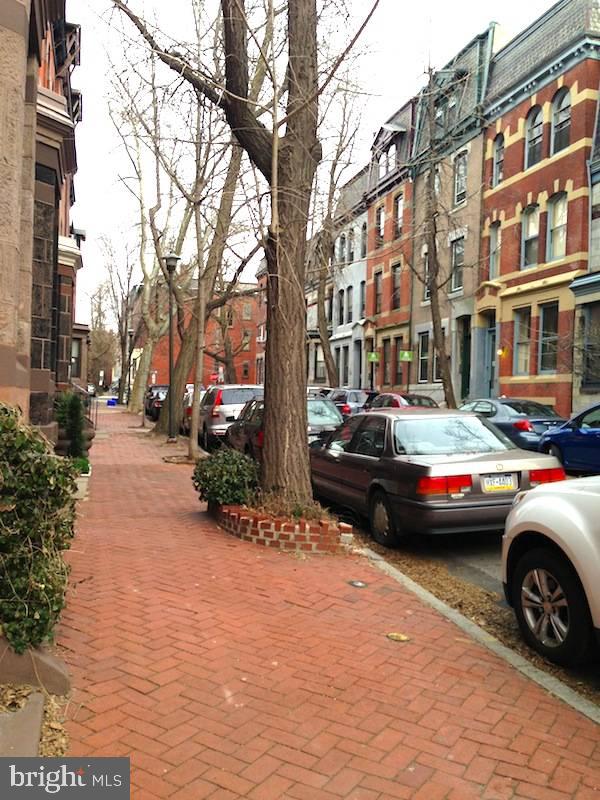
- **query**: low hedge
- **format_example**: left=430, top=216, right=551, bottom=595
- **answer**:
left=192, top=448, right=258, bottom=507
left=0, top=403, right=77, bottom=653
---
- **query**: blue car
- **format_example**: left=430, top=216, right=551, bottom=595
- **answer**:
left=539, top=402, right=600, bottom=473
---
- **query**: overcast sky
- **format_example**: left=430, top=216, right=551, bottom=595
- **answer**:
left=68, top=0, right=553, bottom=324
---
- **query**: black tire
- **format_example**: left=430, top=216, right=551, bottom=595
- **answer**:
left=512, top=547, right=594, bottom=666
left=369, top=490, right=401, bottom=548
left=548, top=444, right=563, bottom=463
left=201, top=427, right=210, bottom=451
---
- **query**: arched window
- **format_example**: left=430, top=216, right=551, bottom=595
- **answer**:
left=337, top=289, right=345, bottom=326
left=552, top=88, right=571, bottom=154
left=338, top=234, right=346, bottom=264
left=492, top=134, right=504, bottom=187
left=547, top=192, right=568, bottom=260
left=378, top=153, right=386, bottom=181
left=394, top=194, right=404, bottom=238
left=489, top=222, right=501, bottom=279
left=348, top=228, right=355, bottom=262
left=360, top=222, right=367, bottom=258
left=525, top=106, right=543, bottom=168
left=388, top=143, right=397, bottom=171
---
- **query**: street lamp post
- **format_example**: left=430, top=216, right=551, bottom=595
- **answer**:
left=126, top=328, right=134, bottom=404
left=163, top=252, right=181, bottom=442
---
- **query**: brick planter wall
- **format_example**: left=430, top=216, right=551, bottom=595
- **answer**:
left=217, top=506, right=354, bottom=554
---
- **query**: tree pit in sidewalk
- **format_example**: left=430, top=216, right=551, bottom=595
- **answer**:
left=216, top=504, right=353, bottom=555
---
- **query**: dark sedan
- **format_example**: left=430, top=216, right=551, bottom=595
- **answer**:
left=228, top=397, right=343, bottom=459
left=310, top=409, right=564, bottom=546
left=144, top=384, right=169, bottom=421
left=459, top=397, right=565, bottom=451
left=539, top=401, right=600, bottom=473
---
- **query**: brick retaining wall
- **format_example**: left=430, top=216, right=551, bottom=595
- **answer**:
left=217, top=505, right=354, bottom=554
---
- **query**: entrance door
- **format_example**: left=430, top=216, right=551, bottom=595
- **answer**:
left=484, top=320, right=496, bottom=398
left=460, top=318, right=471, bottom=401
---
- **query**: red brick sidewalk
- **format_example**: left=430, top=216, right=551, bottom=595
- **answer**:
left=59, top=408, right=600, bottom=799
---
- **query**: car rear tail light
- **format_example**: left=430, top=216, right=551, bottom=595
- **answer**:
left=186, top=406, right=192, bottom=417
left=211, top=389, right=223, bottom=417
left=416, top=475, right=472, bottom=495
left=341, top=404, right=351, bottom=415
left=513, top=419, right=534, bottom=432
left=529, top=467, right=566, bottom=486
left=153, top=400, right=161, bottom=407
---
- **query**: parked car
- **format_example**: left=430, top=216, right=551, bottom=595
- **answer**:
left=538, top=401, right=600, bottom=473
left=503, top=476, right=600, bottom=666
left=228, top=397, right=343, bottom=459
left=368, top=392, right=439, bottom=410
left=180, top=386, right=206, bottom=435
left=307, top=385, right=334, bottom=397
left=144, top=385, right=169, bottom=421
left=198, top=384, right=263, bottom=449
left=310, top=408, right=564, bottom=547
left=329, top=389, right=372, bottom=418
left=459, top=397, right=565, bottom=452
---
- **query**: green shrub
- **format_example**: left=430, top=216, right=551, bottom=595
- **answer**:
left=0, top=403, right=77, bottom=653
left=55, top=392, right=85, bottom=457
left=71, top=456, right=90, bottom=475
left=192, top=448, right=258, bottom=507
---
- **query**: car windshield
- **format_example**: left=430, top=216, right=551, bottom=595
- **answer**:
left=503, top=400, right=559, bottom=417
left=221, top=388, right=263, bottom=405
left=307, top=399, right=343, bottom=426
left=393, top=415, right=514, bottom=456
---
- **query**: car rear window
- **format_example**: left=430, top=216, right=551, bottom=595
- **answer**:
left=330, top=390, right=347, bottom=402
left=307, top=399, right=343, bottom=426
left=349, top=391, right=369, bottom=404
left=503, top=401, right=559, bottom=417
left=221, top=388, right=263, bottom=405
left=404, top=395, right=438, bottom=408
left=393, top=416, right=513, bottom=456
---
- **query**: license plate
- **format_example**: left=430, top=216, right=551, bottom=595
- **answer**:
left=482, top=473, right=517, bottom=492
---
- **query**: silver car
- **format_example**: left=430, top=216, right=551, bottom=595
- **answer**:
left=503, top=476, right=600, bottom=666
left=198, top=384, right=263, bottom=449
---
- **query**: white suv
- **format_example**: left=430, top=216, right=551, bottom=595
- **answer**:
left=502, top=476, right=600, bottom=666
left=198, top=385, right=263, bottom=449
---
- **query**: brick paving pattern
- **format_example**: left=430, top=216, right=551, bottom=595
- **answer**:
left=59, top=409, right=600, bottom=799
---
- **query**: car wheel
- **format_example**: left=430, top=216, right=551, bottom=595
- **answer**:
left=369, top=491, right=400, bottom=548
left=548, top=444, right=563, bottom=463
left=201, top=427, right=210, bottom=451
left=512, top=547, right=594, bottom=666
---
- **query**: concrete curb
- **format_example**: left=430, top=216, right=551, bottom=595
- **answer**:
left=359, top=546, right=600, bottom=726
left=0, top=693, right=44, bottom=756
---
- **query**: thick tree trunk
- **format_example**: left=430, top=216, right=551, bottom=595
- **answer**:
left=154, top=322, right=197, bottom=434
left=118, top=331, right=128, bottom=404
left=224, top=336, right=237, bottom=383
left=128, top=340, right=154, bottom=414
left=261, top=0, right=321, bottom=504
left=317, top=261, right=338, bottom=387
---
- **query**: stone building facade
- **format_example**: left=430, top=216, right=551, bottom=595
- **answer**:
left=0, top=0, right=83, bottom=437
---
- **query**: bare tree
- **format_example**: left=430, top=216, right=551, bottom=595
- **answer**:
left=112, top=0, right=380, bottom=505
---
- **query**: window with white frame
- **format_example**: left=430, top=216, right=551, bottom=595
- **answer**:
left=525, top=106, right=543, bottom=168
left=360, top=280, right=366, bottom=317
left=489, top=222, right=501, bottom=279
left=338, top=234, right=346, bottom=264
left=451, top=237, right=464, bottom=291
left=433, top=328, right=446, bottom=382
left=378, top=154, right=386, bottom=181
left=346, top=286, right=353, bottom=324
left=423, top=250, right=430, bottom=300
left=539, top=302, right=559, bottom=372
left=513, top=307, right=532, bottom=375
left=337, top=289, right=344, bottom=325
left=394, top=193, right=403, bottom=238
left=388, top=143, right=396, bottom=171
left=493, top=134, right=504, bottom=187
left=453, top=151, right=467, bottom=205
left=418, top=332, right=429, bottom=382
left=552, top=88, right=571, bottom=155
left=243, top=302, right=252, bottom=320
left=243, top=330, right=250, bottom=350
left=342, top=345, right=349, bottom=385
left=375, top=206, right=385, bottom=246
left=521, top=206, right=539, bottom=267
left=374, top=272, right=382, bottom=314
left=360, top=222, right=367, bottom=258
left=547, top=193, right=567, bottom=261
left=392, top=264, right=401, bottom=309
left=242, top=361, right=249, bottom=379
left=348, top=228, right=355, bottom=262
left=315, top=344, right=326, bottom=380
